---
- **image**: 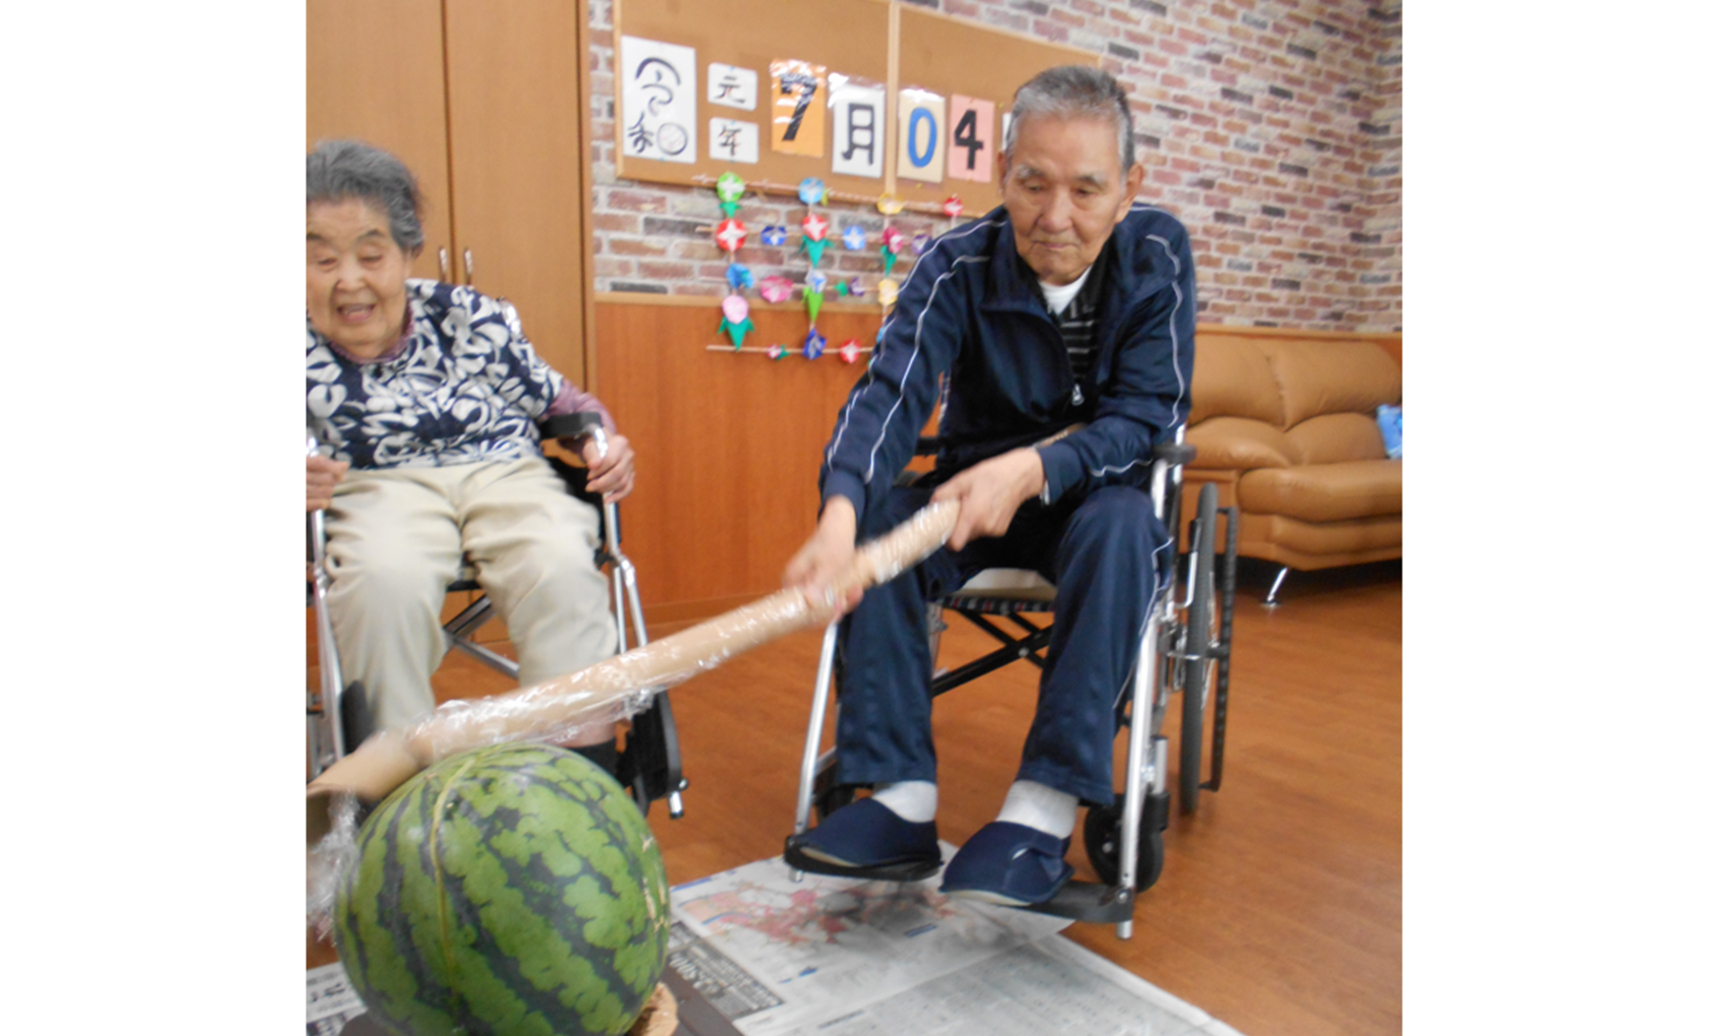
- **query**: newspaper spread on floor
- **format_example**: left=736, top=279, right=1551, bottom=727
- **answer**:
left=306, top=961, right=367, bottom=1035
left=668, top=851, right=1243, bottom=1036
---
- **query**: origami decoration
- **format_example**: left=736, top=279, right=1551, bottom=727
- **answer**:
left=715, top=218, right=748, bottom=252
left=758, top=275, right=793, bottom=304
left=725, top=264, right=754, bottom=291
left=942, top=196, right=964, bottom=219
left=803, top=328, right=827, bottom=360
left=760, top=224, right=788, bottom=247
left=842, top=225, right=867, bottom=250
left=798, top=178, right=826, bottom=205
left=718, top=293, right=754, bottom=349
left=716, top=172, right=746, bottom=217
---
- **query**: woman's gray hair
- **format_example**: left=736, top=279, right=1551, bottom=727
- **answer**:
left=1003, top=66, right=1136, bottom=174
left=306, top=139, right=425, bottom=254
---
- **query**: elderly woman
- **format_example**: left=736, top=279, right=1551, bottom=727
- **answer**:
left=305, top=139, right=634, bottom=770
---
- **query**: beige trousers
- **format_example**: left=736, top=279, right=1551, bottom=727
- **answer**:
left=323, top=454, right=616, bottom=735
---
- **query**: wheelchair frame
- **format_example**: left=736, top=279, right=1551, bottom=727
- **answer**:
left=305, top=412, right=687, bottom=818
left=783, top=430, right=1236, bottom=939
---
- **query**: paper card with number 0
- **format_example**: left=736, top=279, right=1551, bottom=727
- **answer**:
left=620, top=36, right=697, bottom=164
left=769, top=59, right=827, bottom=157
left=829, top=74, right=886, bottom=179
left=897, top=88, right=946, bottom=183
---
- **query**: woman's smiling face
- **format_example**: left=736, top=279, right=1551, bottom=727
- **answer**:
left=306, top=199, right=412, bottom=358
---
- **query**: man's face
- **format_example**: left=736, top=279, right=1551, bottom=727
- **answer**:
left=306, top=199, right=412, bottom=358
left=999, top=113, right=1143, bottom=286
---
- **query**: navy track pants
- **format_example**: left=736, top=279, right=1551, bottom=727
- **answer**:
left=834, top=483, right=1167, bottom=805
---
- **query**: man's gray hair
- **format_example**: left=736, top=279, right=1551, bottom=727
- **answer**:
left=1003, top=66, right=1136, bottom=174
left=306, top=139, right=425, bottom=254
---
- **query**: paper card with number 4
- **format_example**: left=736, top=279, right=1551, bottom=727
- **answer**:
left=769, top=59, right=827, bottom=158
left=947, top=96, right=995, bottom=183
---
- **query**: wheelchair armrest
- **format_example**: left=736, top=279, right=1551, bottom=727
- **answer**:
left=1152, top=442, right=1197, bottom=468
left=541, top=411, right=604, bottom=441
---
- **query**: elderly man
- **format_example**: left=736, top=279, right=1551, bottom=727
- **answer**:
left=783, top=66, right=1196, bottom=905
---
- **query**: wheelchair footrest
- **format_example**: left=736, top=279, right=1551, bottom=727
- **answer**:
left=781, top=837, right=944, bottom=884
left=1022, top=880, right=1135, bottom=924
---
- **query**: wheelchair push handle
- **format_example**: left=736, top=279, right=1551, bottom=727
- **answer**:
left=306, top=499, right=961, bottom=848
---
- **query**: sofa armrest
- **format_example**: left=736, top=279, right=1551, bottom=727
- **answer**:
left=1153, top=442, right=1197, bottom=467
left=1185, top=416, right=1302, bottom=471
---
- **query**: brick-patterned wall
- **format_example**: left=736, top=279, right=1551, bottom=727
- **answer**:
left=586, top=0, right=1402, bottom=331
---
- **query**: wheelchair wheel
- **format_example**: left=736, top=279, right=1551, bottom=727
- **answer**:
left=1083, top=797, right=1164, bottom=892
left=1179, top=484, right=1218, bottom=814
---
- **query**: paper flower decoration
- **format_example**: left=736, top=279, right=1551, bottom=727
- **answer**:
left=880, top=226, right=907, bottom=253
left=798, top=178, right=826, bottom=205
left=716, top=172, right=746, bottom=217
left=767, top=343, right=789, bottom=361
left=725, top=264, right=754, bottom=291
left=718, top=294, right=754, bottom=348
left=803, top=287, right=824, bottom=324
left=842, top=225, right=867, bottom=250
left=806, top=269, right=828, bottom=294
left=942, top=196, right=964, bottom=219
left=844, top=278, right=865, bottom=297
left=876, top=192, right=904, bottom=216
left=839, top=339, right=863, bottom=363
left=803, top=328, right=826, bottom=360
left=760, top=224, right=788, bottom=247
left=801, top=212, right=829, bottom=241
left=758, top=275, right=793, bottom=304
left=911, top=231, right=932, bottom=256
left=715, top=218, right=748, bottom=252
left=878, top=277, right=899, bottom=307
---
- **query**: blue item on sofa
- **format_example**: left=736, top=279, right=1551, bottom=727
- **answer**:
left=1376, top=404, right=1402, bottom=459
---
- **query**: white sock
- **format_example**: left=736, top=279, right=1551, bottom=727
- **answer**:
left=995, top=780, right=1077, bottom=839
left=871, top=781, right=938, bottom=824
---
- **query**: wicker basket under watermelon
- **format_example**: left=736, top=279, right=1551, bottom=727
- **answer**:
left=333, top=743, right=672, bottom=1036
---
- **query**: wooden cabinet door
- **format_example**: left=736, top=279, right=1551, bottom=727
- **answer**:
left=306, top=0, right=455, bottom=283
left=442, top=0, right=589, bottom=383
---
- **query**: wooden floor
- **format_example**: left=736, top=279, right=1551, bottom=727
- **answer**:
left=309, top=560, right=1401, bottom=1036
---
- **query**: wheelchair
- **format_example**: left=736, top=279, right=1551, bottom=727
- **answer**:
left=783, top=429, right=1237, bottom=938
left=305, top=410, right=687, bottom=818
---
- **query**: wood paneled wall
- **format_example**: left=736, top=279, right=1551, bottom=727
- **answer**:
left=592, top=295, right=878, bottom=624
left=594, top=294, right=1402, bottom=624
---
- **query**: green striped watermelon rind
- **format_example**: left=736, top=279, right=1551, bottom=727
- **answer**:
left=334, top=743, right=671, bottom=1036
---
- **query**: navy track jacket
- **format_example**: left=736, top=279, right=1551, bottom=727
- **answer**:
left=820, top=203, right=1196, bottom=524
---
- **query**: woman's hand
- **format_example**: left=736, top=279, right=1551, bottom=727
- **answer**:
left=307, top=455, right=349, bottom=512
left=580, top=432, right=637, bottom=502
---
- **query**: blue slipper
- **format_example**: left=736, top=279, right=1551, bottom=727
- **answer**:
left=939, top=821, right=1073, bottom=906
left=794, top=798, right=942, bottom=870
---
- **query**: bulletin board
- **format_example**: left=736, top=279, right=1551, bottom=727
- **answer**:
left=613, top=0, right=1095, bottom=214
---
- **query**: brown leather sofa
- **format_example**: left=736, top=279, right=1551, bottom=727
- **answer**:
left=1181, top=328, right=1401, bottom=595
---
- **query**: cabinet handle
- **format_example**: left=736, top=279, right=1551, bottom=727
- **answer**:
left=463, top=248, right=475, bottom=283
left=437, top=247, right=449, bottom=282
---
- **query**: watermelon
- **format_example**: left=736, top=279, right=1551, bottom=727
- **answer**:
left=333, top=743, right=671, bottom=1036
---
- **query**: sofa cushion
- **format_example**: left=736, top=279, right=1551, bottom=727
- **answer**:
left=1185, top=416, right=1301, bottom=469
left=1239, top=460, right=1402, bottom=522
left=1255, top=340, right=1401, bottom=429
left=1187, top=335, right=1286, bottom=427
left=1285, top=412, right=1388, bottom=465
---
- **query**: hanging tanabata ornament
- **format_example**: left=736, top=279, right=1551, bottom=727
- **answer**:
left=911, top=232, right=932, bottom=256
left=719, top=294, right=754, bottom=349
left=800, top=211, right=829, bottom=266
left=942, top=196, right=964, bottom=220
left=726, top=264, right=754, bottom=292
left=760, top=225, right=788, bottom=247
left=715, top=172, right=746, bottom=217
left=803, top=328, right=827, bottom=360
left=839, top=338, right=864, bottom=364
left=842, top=224, right=867, bottom=250
left=878, top=277, right=899, bottom=308
left=758, top=275, right=793, bottom=304
left=879, top=225, right=906, bottom=277
left=767, top=343, right=790, bottom=361
left=716, top=218, right=749, bottom=252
